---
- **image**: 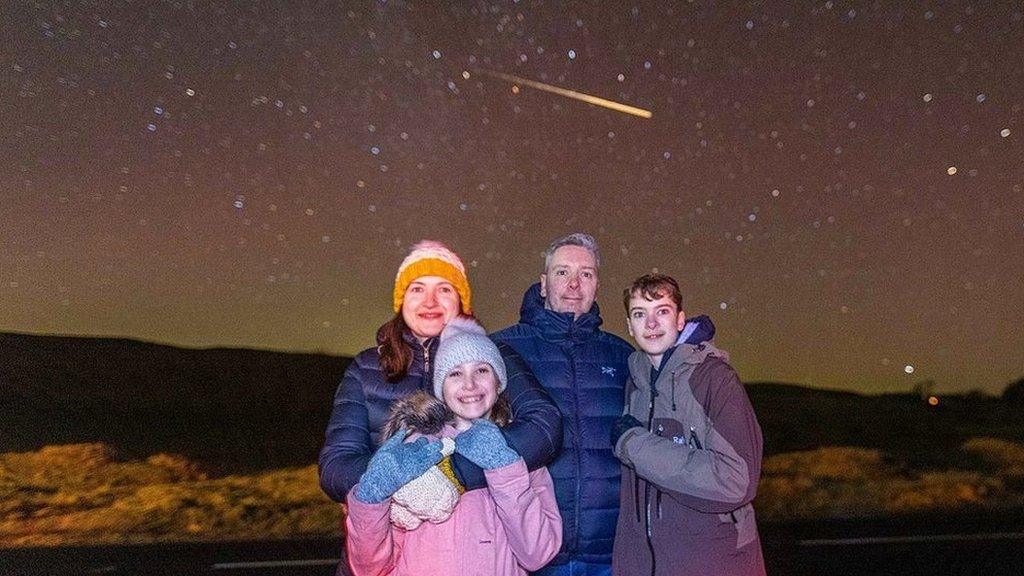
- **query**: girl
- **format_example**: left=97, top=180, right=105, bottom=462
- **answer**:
left=345, top=317, right=563, bottom=576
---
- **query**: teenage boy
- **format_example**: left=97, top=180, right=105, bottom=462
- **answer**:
left=611, top=274, right=765, bottom=576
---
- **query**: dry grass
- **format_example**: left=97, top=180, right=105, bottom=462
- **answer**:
left=0, top=444, right=341, bottom=547
left=962, top=437, right=1024, bottom=479
left=4, top=438, right=1024, bottom=546
left=755, top=439, right=1024, bottom=519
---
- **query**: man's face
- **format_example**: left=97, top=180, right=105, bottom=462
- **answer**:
left=626, top=291, right=686, bottom=364
left=540, top=245, right=599, bottom=318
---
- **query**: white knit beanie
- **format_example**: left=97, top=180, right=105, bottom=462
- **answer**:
left=432, top=316, right=507, bottom=399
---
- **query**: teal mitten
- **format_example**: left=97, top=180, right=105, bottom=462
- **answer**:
left=454, top=419, right=519, bottom=470
left=355, top=430, right=444, bottom=504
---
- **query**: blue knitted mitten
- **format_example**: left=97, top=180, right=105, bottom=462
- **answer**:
left=454, top=419, right=519, bottom=470
left=355, top=430, right=444, bottom=504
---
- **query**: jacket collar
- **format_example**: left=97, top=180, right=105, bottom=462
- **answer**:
left=518, top=282, right=605, bottom=342
left=629, top=340, right=729, bottom=385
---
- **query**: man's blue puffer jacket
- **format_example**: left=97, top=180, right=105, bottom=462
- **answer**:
left=318, top=327, right=563, bottom=502
left=491, top=283, right=634, bottom=567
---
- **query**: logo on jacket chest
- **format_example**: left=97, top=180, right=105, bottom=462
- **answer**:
left=601, top=366, right=617, bottom=377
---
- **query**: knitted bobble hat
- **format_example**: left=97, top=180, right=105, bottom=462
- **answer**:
left=432, top=316, right=507, bottom=400
left=393, top=240, right=472, bottom=314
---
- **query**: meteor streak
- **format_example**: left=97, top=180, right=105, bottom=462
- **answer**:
left=474, top=69, right=653, bottom=119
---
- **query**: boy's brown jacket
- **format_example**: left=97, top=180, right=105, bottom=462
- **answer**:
left=612, top=342, right=766, bottom=576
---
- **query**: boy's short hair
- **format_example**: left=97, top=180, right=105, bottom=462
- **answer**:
left=623, top=274, right=683, bottom=313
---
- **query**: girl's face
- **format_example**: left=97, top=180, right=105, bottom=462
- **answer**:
left=401, top=276, right=461, bottom=340
left=441, top=361, right=500, bottom=430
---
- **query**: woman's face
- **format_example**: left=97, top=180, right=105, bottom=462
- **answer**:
left=441, top=361, right=500, bottom=429
left=401, top=276, right=461, bottom=340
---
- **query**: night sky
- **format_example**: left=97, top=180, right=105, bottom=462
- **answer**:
left=3, top=2, right=1022, bottom=394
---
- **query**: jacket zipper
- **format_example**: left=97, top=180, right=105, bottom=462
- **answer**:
left=644, top=375, right=658, bottom=576
left=568, top=348, right=582, bottom=559
left=670, top=371, right=677, bottom=411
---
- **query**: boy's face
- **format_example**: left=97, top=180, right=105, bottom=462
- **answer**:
left=626, top=291, right=686, bottom=362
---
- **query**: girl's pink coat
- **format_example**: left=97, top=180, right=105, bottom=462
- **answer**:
left=346, top=458, right=562, bottom=576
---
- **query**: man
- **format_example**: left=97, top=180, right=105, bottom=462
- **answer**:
left=493, top=234, right=713, bottom=576
left=612, top=274, right=765, bottom=576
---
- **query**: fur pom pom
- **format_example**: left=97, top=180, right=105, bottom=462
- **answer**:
left=381, top=391, right=454, bottom=440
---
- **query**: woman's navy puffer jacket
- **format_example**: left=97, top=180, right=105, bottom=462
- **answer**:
left=318, top=328, right=563, bottom=501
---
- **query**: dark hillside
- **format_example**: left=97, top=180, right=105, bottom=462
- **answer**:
left=0, top=332, right=350, bottom=473
left=748, top=382, right=1024, bottom=467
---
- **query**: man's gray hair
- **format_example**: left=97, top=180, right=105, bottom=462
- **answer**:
left=543, top=232, right=601, bottom=272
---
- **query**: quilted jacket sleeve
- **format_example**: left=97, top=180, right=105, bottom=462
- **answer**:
left=319, top=357, right=373, bottom=502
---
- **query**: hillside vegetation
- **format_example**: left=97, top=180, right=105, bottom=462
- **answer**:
left=0, top=444, right=340, bottom=547
left=4, top=439, right=1024, bottom=547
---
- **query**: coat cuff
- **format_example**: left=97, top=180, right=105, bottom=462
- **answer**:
left=346, top=484, right=391, bottom=524
left=483, top=458, right=529, bottom=490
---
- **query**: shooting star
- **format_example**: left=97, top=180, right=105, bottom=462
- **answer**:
left=474, top=69, right=653, bottom=119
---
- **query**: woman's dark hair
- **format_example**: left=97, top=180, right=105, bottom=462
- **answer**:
left=379, top=309, right=478, bottom=383
left=379, top=312, right=413, bottom=383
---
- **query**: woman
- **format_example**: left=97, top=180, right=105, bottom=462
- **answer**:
left=318, top=240, right=562, bottom=504
left=345, top=317, right=562, bottom=575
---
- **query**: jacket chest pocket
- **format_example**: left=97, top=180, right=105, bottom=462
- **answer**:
left=652, top=416, right=709, bottom=449
left=650, top=417, right=686, bottom=444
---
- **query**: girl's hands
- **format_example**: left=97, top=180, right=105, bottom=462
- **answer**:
left=355, top=430, right=444, bottom=503
left=454, top=420, right=519, bottom=470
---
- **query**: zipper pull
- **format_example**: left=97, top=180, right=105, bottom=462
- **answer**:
left=689, top=425, right=703, bottom=449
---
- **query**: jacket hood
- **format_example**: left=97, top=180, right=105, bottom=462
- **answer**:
left=629, top=339, right=730, bottom=378
left=676, top=314, right=716, bottom=345
left=518, top=282, right=605, bottom=341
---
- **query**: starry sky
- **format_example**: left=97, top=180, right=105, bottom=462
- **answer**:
left=2, top=1, right=1022, bottom=394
